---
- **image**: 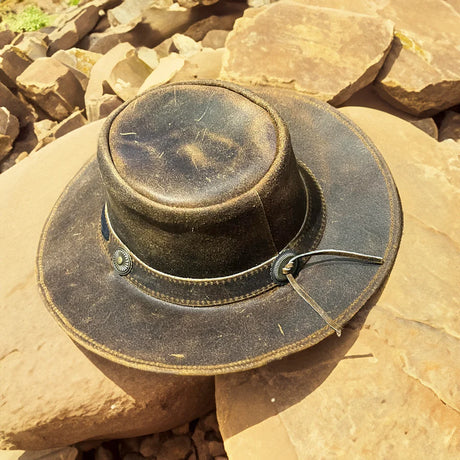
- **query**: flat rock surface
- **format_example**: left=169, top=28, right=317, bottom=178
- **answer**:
left=342, top=85, right=438, bottom=138
left=374, top=0, right=460, bottom=116
left=220, top=2, right=394, bottom=105
left=0, top=121, right=215, bottom=451
left=216, top=105, right=460, bottom=459
left=16, top=57, right=84, bottom=121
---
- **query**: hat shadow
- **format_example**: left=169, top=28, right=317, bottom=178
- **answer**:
left=76, top=346, right=214, bottom=408
left=217, top=286, right=385, bottom=438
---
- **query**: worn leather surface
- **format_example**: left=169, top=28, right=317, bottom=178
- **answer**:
left=37, top=82, right=402, bottom=375
left=100, top=82, right=306, bottom=277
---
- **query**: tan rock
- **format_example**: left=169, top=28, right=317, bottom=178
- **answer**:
left=220, top=3, right=394, bottom=105
left=137, top=46, right=159, bottom=69
left=0, top=45, right=33, bottom=89
left=107, top=0, right=173, bottom=27
left=137, top=53, right=185, bottom=94
left=139, top=434, right=161, bottom=458
left=0, top=121, right=215, bottom=451
left=0, top=107, right=19, bottom=160
left=83, top=22, right=138, bottom=54
left=170, top=48, right=223, bottom=83
left=11, top=32, right=48, bottom=61
left=216, top=106, right=460, bottom=459
left=85, top=42, right=135, bottom=121
left=107, top=49, right=153, bottom=101
left=201, top=29, right=229, bottom=49
left=0, top=447, right=79, bottom=460
left=0, top=29, right=16, bottom=49
left=86, top=5, right=211, bottom=54
left=0, top=82, right=34, bottom=126
left=31, top=111, right=87, bottom=153
left=171, top=33, right=202, bottom=58
left=184, top=12, right=245, bottom=42
left=178, top=0, right=220, bottom=6
left=88, top=94, right=124, bottom=121
left=17, top=57, right=84, bottom=121
left=289, top=0, right=379, bottom=14
left=53, top=48, right=102, bottom=91
left=342, top=85, right=438, bottom=139
left=439, top=110, right=460, bottom=143
left=374, top=0, right=460, bottom=116
left=156, top=436, right=193, bottom=460
left=48, top=5, right=101, bottom=55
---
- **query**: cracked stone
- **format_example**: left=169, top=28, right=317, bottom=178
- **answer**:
left=216, top=103, right=460, bottom=459
left=0, top=107, right=19, bottom=161
left=0, top=45, right=33, bottom=89
left=0, top=121, right=215, bottom=450
left=342, top=85, right=438, bottom=139
left=16, top=57, right=84, bottom=121
left=374, top=0, right=460, bottom=116
left=220, top=2, right=394, bottom=105
left=48, top=4, right=101, bottom=55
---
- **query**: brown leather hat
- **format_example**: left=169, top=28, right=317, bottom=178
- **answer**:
left=37, top=80, right=402, bottom=375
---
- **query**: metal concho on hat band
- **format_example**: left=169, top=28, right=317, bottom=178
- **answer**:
left=99, top=163, right=329, bottom=306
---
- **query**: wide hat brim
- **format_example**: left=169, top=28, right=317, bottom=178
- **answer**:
left=37, top=84, right=402, bottom=375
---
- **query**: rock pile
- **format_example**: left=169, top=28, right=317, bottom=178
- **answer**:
left=1, top=0, right=460, bottom=171
left=3, top=411, right=227, bottom=460
left=1, top=0, right=459, bottom=458
left=0, top=0, right=246, bottom=171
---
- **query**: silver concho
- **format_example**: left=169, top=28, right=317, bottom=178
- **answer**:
left=112, top=248, right=133, bottom=276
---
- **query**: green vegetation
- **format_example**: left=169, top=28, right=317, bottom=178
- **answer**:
left=1, top=5, right=51, bottom=32
left=68, top=0, right=80, bottom=6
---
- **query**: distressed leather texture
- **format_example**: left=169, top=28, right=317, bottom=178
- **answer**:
left=37, top=81, right=402, bottom=375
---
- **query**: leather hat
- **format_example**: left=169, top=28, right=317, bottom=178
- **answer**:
left=37, top=80, right=402, bottom=375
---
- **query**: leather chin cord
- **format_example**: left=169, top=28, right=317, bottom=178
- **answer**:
left=282, top=250, right=384, bottom=337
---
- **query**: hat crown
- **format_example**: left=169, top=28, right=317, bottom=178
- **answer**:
left=109, top=85, right=278, bottom=207
left=98, top=82, right=308, bottom=278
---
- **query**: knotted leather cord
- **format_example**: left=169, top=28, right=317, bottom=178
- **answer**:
left=283, top=250, right=384, bottom=336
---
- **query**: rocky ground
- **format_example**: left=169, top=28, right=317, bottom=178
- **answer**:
left=0, top=0, right=459, bottom=459
left=0, top=0, right=459, bottom=173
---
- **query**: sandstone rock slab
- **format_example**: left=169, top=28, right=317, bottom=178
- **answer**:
left=439, top=110, right=460, bottom=143
left=106, top=48, right=153, bottom=101
left=342, top=85, right=438, bottom=139
left=216, top=104, right=460, bottom=459
left=11, top=32, right=49, bottom=61
left=85, top=42, right=136, bottom=121
left=170, top=48, right=223, bottom=83
left=48, top=4, right=101, bottom=55
left=0, top=121, right=215, bottom=451
left=171, top=33, right=202, bottom=58
left=201, top=29, right=229, bottom=49
left=107, top=0, right=173, bottom=27
left=184, top=11, right=244, bottom=42
left=17, top=57, right=84, bottom=121
left=31, top=111, right=87, bottom=153
left=138, top=53, right=185, bottom=93
left=220, top=2, right=394, bottom=105
left=0, top=107, right=19, bottom=160
left=53, top=48, right=102, bottom=92
left=0, top=82, right=34, bottom=126
left=0, top=45, right=32, bottom=89
left=374, top=0, right=460, bottom=116
left=0, top=29, right=15, bottom=49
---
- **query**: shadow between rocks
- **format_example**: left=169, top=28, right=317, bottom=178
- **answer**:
left=77, top=344, right=215, bottom=415
left=218, top=286, right=386, bottom=438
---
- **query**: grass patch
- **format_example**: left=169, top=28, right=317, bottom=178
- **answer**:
left=1, top=5, right=51, bottom=32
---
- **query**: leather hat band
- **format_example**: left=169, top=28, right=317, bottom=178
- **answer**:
left=100, top=164, right=326, bottom=307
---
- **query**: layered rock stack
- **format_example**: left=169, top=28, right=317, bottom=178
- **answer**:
left=1, top=0, right=460, bottom=173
